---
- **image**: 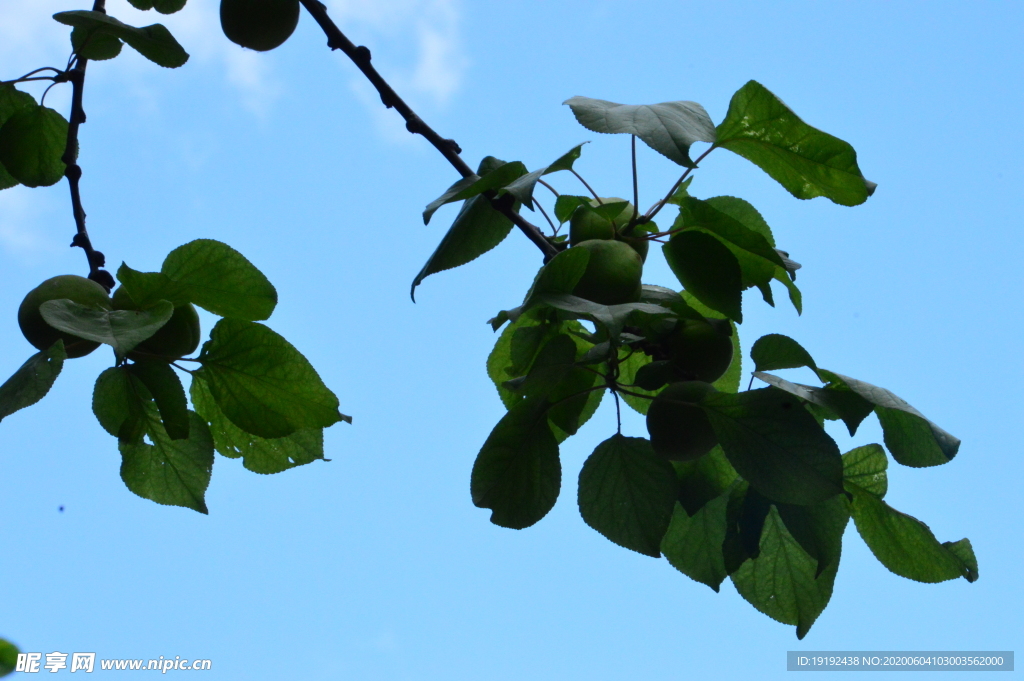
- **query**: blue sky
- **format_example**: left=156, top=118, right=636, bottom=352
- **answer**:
left=1, top=0, right=1021, bottom=678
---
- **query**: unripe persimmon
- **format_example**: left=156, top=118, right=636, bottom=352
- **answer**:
left=646, top=381, right=718, bottom=461
left=220, top=0, right=299, bottom=52
left=18, top=275, right=111, bottom=358
left=571, top=239, right=643, bottom=306
left=569, top=197, right=649, bottom=262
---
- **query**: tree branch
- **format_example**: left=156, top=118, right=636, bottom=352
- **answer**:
left=62, top=0, right=113, bottom=290
left=297, top=0, right=558, bottom=261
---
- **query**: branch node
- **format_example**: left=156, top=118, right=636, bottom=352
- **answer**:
left=354, top=45, right=371, bottom=65
left=88, top=250, right=106, bottom=268
left=89, top=269, right=115, bottom=292
left=70, top=233, right=87, bottom=249
left=444, top=138, right=462, bottom=154
left=405, top=116, right=424, bottom=134
left=65, top=163, right=82, bottom=182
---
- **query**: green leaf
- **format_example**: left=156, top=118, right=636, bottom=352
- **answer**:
left=92, top=366, right=150, bottom=443
left=753, top=371, right=874, bottom=436
left=0, top=342, right=66, bottom=422
left=730, top=505, right=837, bottom=639
left=819, top=370, right=959, bottom=467
left=944, top=539, right=979, bottom=583
left=702, top=388, right=844, bottom=505
left=0, top=104, right=68, bottom=187
left=554, top=195, right=591, bottom=224
left=715, top=80, right=873, bottom=206
left=563, top=97, right=716, bottom=168
left=40, top=298, right=173, bottom=355
left=848, top=485, right=976, bottom=583
left=0, top=638, right=19, bottom=678
left=160, top=239, right=277, bottom=321
left=676, top=197, right=784, bottom=297
left=663, top=231, right=743, bottom=322
left=842, top=444, right=888, bottom=498
left=126, top=0, right=155, bottom=8
left=128, top=361, right=189, bottom=440
left=750, top=333, right=819, bottom=374
left=577, top=435, right=677, bottom=557
left=191, top=377, right=325, bottom=474
left=196, top=319, right=348, bottom=439
left=115, top=265, right=189, bottom=308
left=0, top=84, right=36, bottom=190
left=505, top=144, right=586, bottom=209
left=119, top=405, right=213, bottom=513
left=661, top=493, right=731, bottom=591
left=71, top=25, right=123, bottom=60
left=53, top=11, right=189, bottom=68
left=471, top=396, right=560, bottom=529
left=422, top=159, right=527, bottom=224
left=411, top=194, right=516, bottom=301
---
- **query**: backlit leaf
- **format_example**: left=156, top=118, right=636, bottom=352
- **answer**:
left=53, top=11, right=189, bottom=68
left=0, top=342, right=66, bottom=422
left=41, top=299, right=173, bottom=355
left=0, top=104, right=68, bottom=187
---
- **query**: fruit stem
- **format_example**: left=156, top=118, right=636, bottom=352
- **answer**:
left=631, top=135, right=639, bottom=226
left=569, top=169, right=600, bottom=201
left=534, top=200, right=556, bottom=232
left=613, top=389, right=622, bottom=435
left=643, top=146, right=716, bottom=223
left=298, top=0, right=558, bottom=261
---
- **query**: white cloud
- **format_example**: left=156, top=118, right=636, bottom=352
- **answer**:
left=327, top=0, right=467, bottom=108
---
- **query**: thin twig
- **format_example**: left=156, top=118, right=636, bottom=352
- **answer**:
left=631, top=135, right=639, bottom=222
left=63, top=0, right=112, bottom=289
left=643, top=146, right=716, bottom=222
left=537, top=178, right=559, bottom=197
left=534, top=200, right=556, bottom=232
left=298, top=0, right=557, bottom=260
left=570, top=168, right=600, bottom=200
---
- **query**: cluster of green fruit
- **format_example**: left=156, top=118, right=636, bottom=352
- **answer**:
left=219, top=0, right=300, bottom=52
left=18, top=274, right=200, bottom=361
left=568, top=198, right=647, bottom=305
left=567, top=199, right=733, bottom=465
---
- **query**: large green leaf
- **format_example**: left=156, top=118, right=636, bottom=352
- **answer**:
left=578, top=435, right=677, bottom=557
left=848, top=485, right=976, bottom=583
left=119, top=405, right=213, bottom=513
left=129, top=0, right=189, bottom=13
left=563, top=97, right=716, bottom=168
left=661, top=493, right=731, bottom=591
left=0, top=342, right=66, bottom=422
left=196, top=319, right=347, bottom=439
left=730, top=505, right=839, bottom=639
left=663, top=231, right=743, bottom=322
left=504, top=144, right=586, bottom=209
left=0, top=104, right=68, bottom=187
left=750, top=333, right=819, bottom=374
left=71, top=25, right=124, bottom=60
left=411, top=194, right=516, bottom=301
left=160, top=239, right=277, bottom=321
left=93, top=366, right=149, bottom=443
left=53, top=11, right=189, bottom=68
left=128, top=361, right=189, bottom=440
left=702, top=388, right=844, bottom=505
left=0, top=84, right=36, bottom=190
left=40, top=299, right=173, bottom=356
left=471, top=396, right=560, bottom=529
left=422, top=158, right=527, bottom=224
left=842, top=444, right=888, bottom=498
left=753, top=371, right=874, bottom=436
left=715, top=80, right=873, bottom=206
left=676, top=197, right=785, bottom=299
left=115, top=265, right=189, bottom=308
left=820, top=370, right=959, bottom=467
left=191, top=377, right=324, bottom=474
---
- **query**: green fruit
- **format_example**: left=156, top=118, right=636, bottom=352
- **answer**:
left=113, top=288, right=201, bottom=360
left=665, top=318, right=734, bottom=383
left=646, top=381, right=718, bottom=461
left=569, top=197, right=649, bottom=262
left=572, top=239, right=643, bottom=305
left=18, top=275, right=111, bottom=358
left=220, top=0, right=300, bottom=52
